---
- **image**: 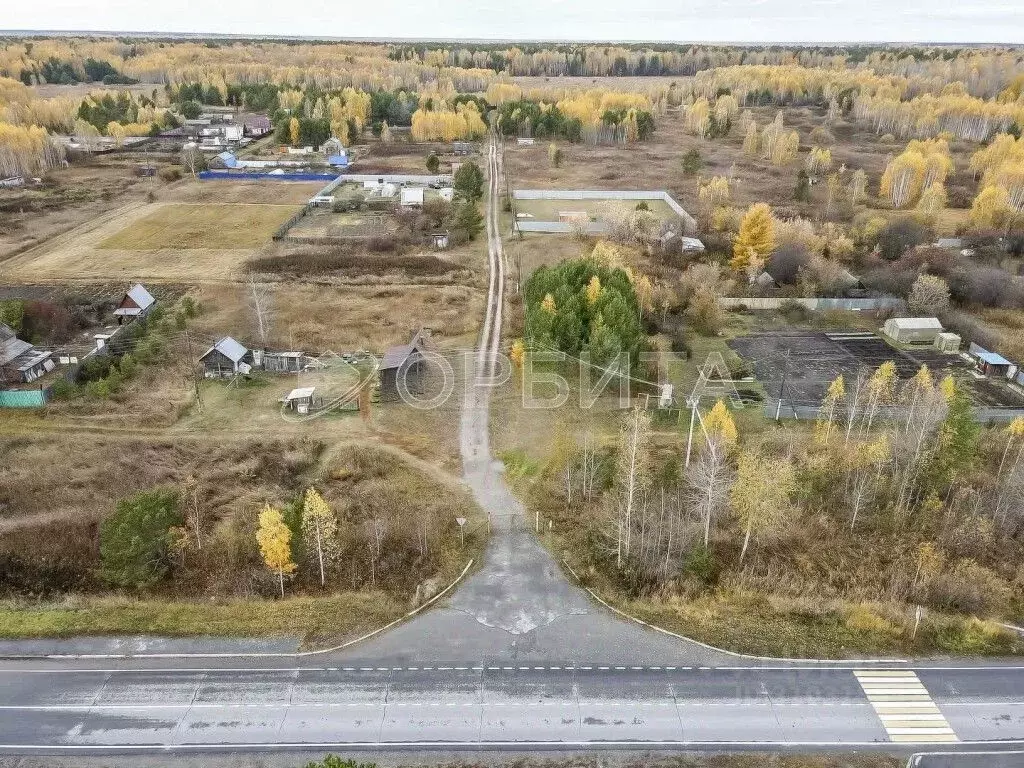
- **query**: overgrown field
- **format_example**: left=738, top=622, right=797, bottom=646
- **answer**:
left=0, top=435, right=485, bottom=644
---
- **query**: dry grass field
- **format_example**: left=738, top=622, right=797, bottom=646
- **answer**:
left=514, top=195, right=681, bottom=223
left=188, top=280, right=484, bottom=354
left=99, top=203, right=299, bottom=250
left=1, top=201, right=309, bottom=283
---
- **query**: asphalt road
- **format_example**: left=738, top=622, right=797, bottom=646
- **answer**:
left=0, top=664, right=1022, bottom=750
left=0, top=138, right=1022, bottom=755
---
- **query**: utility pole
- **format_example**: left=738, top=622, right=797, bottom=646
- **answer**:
left=685, top=395, right=698, bottom=468
left=775, top=349, right=790, bottom=422
left=185, top=327, right=203, bottom=412
left=685, top=365, right=707, bottom=468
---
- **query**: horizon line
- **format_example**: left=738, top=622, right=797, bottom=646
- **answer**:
left=1, top=29, right=1022, bottom=47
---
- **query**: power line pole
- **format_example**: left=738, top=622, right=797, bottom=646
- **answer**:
left=775, top=349, right=790, bottom=422
left=185, top=327, right=203, bottom=412
left=685, top=395, right=698, bottom=468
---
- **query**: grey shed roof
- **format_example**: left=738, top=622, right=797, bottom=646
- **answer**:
left=380, top=330, right=435, bottom=371
left=202, top=336, right=249, bottom=363
left=0, top=323, right=32, bottom=367
left=127, top=283, right=155, bottom=310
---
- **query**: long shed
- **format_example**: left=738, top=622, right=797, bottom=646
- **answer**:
left=882, top=317, right=943, bottom=345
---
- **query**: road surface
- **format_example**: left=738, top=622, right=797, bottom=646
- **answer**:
left=0, top=137, right=1022, bottom=754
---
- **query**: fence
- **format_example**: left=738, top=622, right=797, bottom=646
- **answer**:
left=198, top=171, right=340, bottom=182
left=0, top=389, right=48, bottom=408
left=763, top=397, right=1024, bottom=424
left=512, top=189, right=697, bottom=231
left=271, top=204, right=313, bottom=241
left=516, top=220, right=608, bottom=234
left=719, top=297, right=905, bottom=311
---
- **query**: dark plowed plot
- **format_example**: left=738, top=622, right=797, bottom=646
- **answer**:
left=726, top=331, right=1020, bottom=407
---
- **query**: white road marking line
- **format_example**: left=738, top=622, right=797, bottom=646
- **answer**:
left=855, top=669, right=957, bottom=743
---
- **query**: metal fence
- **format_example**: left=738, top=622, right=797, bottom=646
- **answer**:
left=198, top=171, right=339, bottom=182
left=719, top=297, right=906, bottom=311
left=0, top=389, right=48, bottom=408
left=763, top=398, right=1024, bottom=424
left=512, top=189, right=697, bottom=230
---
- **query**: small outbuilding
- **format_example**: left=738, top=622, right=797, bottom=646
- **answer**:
left=281, top=386, right=317, bottom=414
left=882, top=317, right=944, bottom=345
left=400, top=187, right=425, bottom=207
left=934, top=332, right=961, bottom=354
left=258, top=350, right=307, bottom=373
left=681, top=237, right=706, bottom=252
left=379, top=329, right=436, bottom=401
left=976, top=350, right=1013, bottom=378
left=113, top=283, right=156, bottom=324
left=199, top=337, right=253, bottom=378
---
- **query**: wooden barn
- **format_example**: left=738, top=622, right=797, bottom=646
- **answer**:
left=378, top=329, right=436, bottom=401
left=112, top=283, right=156, bottom=324
left=199, top=337, right=253, bottom=378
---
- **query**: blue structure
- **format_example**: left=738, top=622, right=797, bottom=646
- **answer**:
left=328, top=154, right=349, bottom=167
left=216, top=151, right=239, bottom=169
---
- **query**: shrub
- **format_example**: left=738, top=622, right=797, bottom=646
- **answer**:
left=683, top=545, right=718, bottom=585
left=928, top=559, right=1011, bottom=615
left=930, top=616, right=1015, bottom=655
left=367, top=236, right=397, bottom=252
left=304, top=757, right=377, bottom=768
left=780, top=299, right=810, bottom=323
left=99, top=489, right=182, bottom=588
left=158, top=166, right=182, bottom=182
left=877, top=217, right=932, bottom=261
left=49, top=377, right=77, bottom=400
left=681, top=148, right=702, bottom=175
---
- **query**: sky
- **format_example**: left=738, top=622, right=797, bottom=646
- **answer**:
left=3, top=0, right=1024, bottom=44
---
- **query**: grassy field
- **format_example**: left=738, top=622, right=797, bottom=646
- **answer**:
left=99, top=203, right=300, bottom=250
left=514, top=195, right=681, bottom=224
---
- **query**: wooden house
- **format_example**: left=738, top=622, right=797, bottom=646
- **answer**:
left=199, top=337, right=253, bottom=378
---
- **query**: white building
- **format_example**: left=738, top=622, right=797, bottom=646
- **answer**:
left=400, top=187, right=425, bottom=207
left=882, top=317, right=944, bottom=345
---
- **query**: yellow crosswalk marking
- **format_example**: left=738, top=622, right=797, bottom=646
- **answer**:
left=854, top=670, right=958, bottom=743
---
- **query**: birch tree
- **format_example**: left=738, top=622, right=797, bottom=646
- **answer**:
left=731, top=448, right=795, bottom=563
left=817, top=375, right=846, bottom=444
left=247, top=274, right=274, bottom=347
left=301, top=487, right=341, bottom=587
left=256, top=505, right=296, bottom=598
left=613, top=406, right=652, bottom=567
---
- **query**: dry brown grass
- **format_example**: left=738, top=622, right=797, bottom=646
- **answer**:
left=188, top=280, right=484, bottom=353
left=163, top=179, right=324, bottom=205
left=99, top=203, right=300, bottom=250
